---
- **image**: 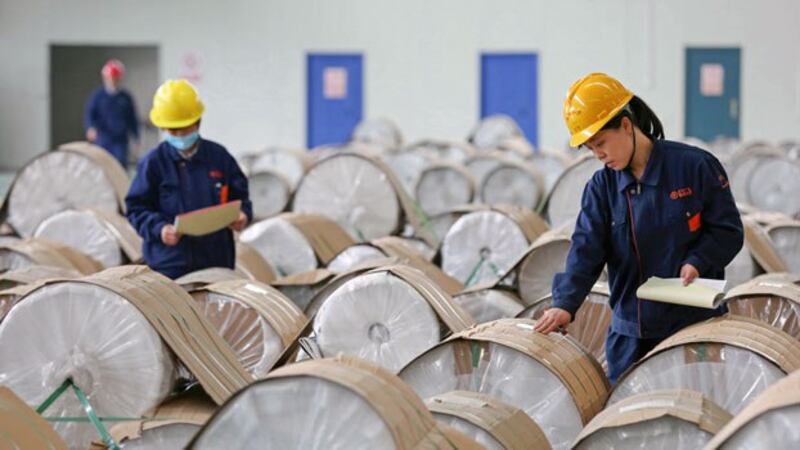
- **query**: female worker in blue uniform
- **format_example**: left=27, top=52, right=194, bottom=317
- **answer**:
left=125, top=79, right=252, bottom=279
left=534, top=73, right=744, bottom=384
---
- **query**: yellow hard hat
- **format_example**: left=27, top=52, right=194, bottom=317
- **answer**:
left=563, top=73, right=634, bottom=147
left=149, top=79, right=205, bottom=129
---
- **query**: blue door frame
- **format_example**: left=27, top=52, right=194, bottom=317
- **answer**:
left=307, top=53, right=363, bottom=148
left=480, top=53, right=539, bottom=149
left=685, top=48, right=741, bottom=141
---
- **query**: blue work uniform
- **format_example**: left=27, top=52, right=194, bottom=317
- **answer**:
left=84, top=88, right=139, bottom=168
left=551, top=139, right=744, bottom=383
left=125, top=139, right=253, bottom=279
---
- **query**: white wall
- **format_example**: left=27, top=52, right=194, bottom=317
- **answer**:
left=1, top=0, right=799, bottom=169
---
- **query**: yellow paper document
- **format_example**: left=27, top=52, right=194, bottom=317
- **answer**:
left=636, top=276, right=727, bottom=309
left=174, top=200, right=241, bottom=236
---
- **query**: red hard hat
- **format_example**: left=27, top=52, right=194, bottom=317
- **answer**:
left=101, top=59, right=125, bottom=79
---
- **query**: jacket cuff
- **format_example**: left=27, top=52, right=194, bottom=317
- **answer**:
left=683, top=254, right=710, bottom=276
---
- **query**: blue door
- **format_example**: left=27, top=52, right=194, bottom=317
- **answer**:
left=685, top=48, right=741, bottom=141
left=480, top=53, right=539, bottom=148
left=307, top=54, right=363, bottom=148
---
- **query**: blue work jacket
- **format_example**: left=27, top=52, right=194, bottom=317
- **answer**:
left=552, top=139, right=744, bottom=338
left=84, top=88, right=139, bottom=142
left=125, top=139, right=252, bottom=279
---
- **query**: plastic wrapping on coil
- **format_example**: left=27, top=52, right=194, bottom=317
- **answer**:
left=468, top=115, right=523, bottom=150
left=191, top=291, right=289, bottom=378
left=453, top=289, right=524, bottom=324
left=726, top=245, right=762, bottom=290
left=5, top=145, right=127, bottom=237
left=545, top=155, right=605, bottom=228
left=313, top=271, right=442, bottom=372
left=611, top=344, right=787, bottom=415
left=766, top=221, right=800, bottom=273
left=441, top=211, right=531, bottom=287
left=250, top=147, right=307, bottom=189
left=0, top=282, right=177, bottom=448
left=465, top=154, right=504, bottom=201
left=517, top=284, right=611, bottom=369
left=517, top=229, right=573, bottom=306
left=0, top=265, right=82, bottom=322
left=292, top=153, right=402, bottom=241
left=481, top=162, right=544, bottom=210
left=398, top=237, right=436, bottom=261
left=248, top=171, right=292, bottom=219
left=746, top=157, right=800, bottom=216
left=381, top=152, right=432, bottom=194
left=0, top=235, right=19, bottom=247
left=240, top=217, right=318, bottom=276
left=326, top=244, right=386, bottom=273
left=189, top=356, right=465, bottom=450
left=528, top=151, right=570, bottom=193
left=195, top=377, right=395, bottom=448
left=33, top=210, right=126, bottom=268
left=427, top=211, right=461, bottom=245
left=720, top=408, right=800, bottom=449
left=406, top=140, right=475, bottom=164
left=415, top=164, right=475, bottom=217
left=399, top=319, right=610, bottom=450
left=723, top=275, right=800, bottom=339
left=573, top=390, right=731, bottom=450
left=351, top=118, right=403, bottom=149
left=705, top=369, right=800, bottom=450
left=609, top=316, right=800, bottom=414
left=0, top=247, right=40, bottom=271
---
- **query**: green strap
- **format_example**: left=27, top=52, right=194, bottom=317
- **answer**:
left=407, top=197, right=438, bottom=240
left=44, top=416, right=146, bottom=423
left=36, top=379, right=120, bottom=450
left=36, top=379, right=71, bottom=415
left=354, top=227, right=367, bottom=243
left=464, top=257, right=486, bottom=288
left=71, top=382, right=120, bottom=450
left=276, top=266, right=288, bottom=277
left=487, top=260, right=503, bottom=277
left=696, top=343, right=707, bottom=362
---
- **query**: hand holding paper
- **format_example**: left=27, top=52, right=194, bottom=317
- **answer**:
left=174, top=200, right=242, bottom=237
left=636, top=277, right=727, bottom=309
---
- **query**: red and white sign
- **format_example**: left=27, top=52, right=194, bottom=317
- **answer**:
left=323, top=67, right=348, bottom=99
left=700, top=63, right=724, bottom=97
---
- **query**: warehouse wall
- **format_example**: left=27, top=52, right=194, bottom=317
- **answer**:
left=1, top=0, right=799, bottom=170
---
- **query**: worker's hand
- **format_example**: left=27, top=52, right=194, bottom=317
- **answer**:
left=86, top=127, right=97, bottom=142
left=533, top=307, right=572, bottom=335
left=229, top=212, right=248, bottom=232
left=680, top=263, right=699, bottom=286
left=161, top=224, right=181, bottom=246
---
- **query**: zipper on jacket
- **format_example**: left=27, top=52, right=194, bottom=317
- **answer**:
left=626, top=187, right=644, bottom=337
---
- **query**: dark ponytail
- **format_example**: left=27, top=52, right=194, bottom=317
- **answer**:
left=601, top=95, right=665, bottom=140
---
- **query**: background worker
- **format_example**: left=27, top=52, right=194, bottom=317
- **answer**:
left=125, top=79, right=252, bottom=279
left=534, top=73, right=744, bottom=384
left=84, top=59, right=140, bottom=168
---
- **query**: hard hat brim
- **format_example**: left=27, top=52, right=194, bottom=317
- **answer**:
left=568, top=93, right=633, bottom=148
left=149, top=107, right=204, bottom=129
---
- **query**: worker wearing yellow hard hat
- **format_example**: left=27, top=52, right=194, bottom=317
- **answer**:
left=534, top=73, right=744, bottom=384
left=125, top=79, right=252, bottom=279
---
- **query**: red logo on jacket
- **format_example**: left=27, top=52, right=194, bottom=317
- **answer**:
left=669, top=187, right=693, bottom=200
left=209, top=169, right=224, bottom=179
